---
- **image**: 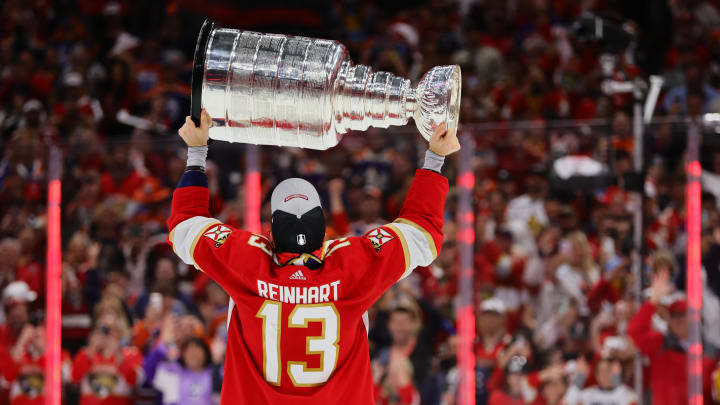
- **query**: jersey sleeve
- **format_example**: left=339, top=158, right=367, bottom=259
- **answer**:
left=345, top=169, right=448, bottom=306
left=387, top=169, right=447, bottom=278
left=626, top=301, right=664, bottom=358
left=167, top=170, right=272, bottom=295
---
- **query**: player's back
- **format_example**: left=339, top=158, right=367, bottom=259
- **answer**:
left=223, top=235, right=398, bottom=404
left=168, top=168, right=448, bottom=405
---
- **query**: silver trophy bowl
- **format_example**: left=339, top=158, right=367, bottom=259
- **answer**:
left=191, top=20, right=461, bottom=150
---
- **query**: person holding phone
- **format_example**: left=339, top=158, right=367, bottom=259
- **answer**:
left=71, top=313, right=143, bottom=405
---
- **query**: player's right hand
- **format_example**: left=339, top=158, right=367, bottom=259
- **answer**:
left=428, top=122, right=460, bottom=156
left=179, top=109, right=211, bottom=147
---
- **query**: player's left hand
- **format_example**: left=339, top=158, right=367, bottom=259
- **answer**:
left=179, top=109, right=211, bottom=147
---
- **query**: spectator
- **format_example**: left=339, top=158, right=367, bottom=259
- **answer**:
left=487, top=355, right=535, bottom=405
left=62, top=232, right=101, bottom=352
left=563, top=357, right=637, bottom=405
left=152, top=337, right=220, bottom=405
left=373, top=355, right=419, bottom=405
left=476, top=229, right=527, bottom=316
left=663, top=65, right=720, bottom=114
left=141, top=313, right=207, bottom=384
left=326, top=178, right=350, bottom=239
left=476, top=190, right=508, bottom=244
left=71, top=312, right=142, bottom=405
left=1, top=282, right=36, bottom=349
left=196, top=281, right=229, bottom=341
left=0, top=240, right=23, bottom=296
left=349, top=188, right=388, bottom=237
left=627, top=268, right=715, bottom=405
left=553, top=232, right=600, bottom=316
left=1, top=324, right=71, bottom=405
left=505, top=168, right=549, bottom=255
left=372, top=301, right=424, bottom=405
left=133, top=256, right=194, bottom=321
left=532, top=376, right=566, bottom=405
left=475, top=297, right=510, bottom=403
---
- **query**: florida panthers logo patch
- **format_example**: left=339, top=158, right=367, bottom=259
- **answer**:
left=367, top=227, right=394, bottom=252
left=203, top=224, right=232, bottom=248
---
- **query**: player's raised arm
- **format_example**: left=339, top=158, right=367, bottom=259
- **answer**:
left=167, top=109, right=218, bottom=262
left=387, top=123, right=459, bottom=279
left=356, top=124, right=459, bottom=297
left=167, top=110, right=271, bottom=289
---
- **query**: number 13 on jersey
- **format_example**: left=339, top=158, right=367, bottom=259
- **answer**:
left=256, top=301, right=340, bottom=386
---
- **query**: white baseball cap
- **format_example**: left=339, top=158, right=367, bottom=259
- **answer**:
left=3, top=281, right=37, bottom=305
left=271, top=178, right=322, bottom=217
left=63, top=72, right=83, bottom=88
left=480, top=297, right=506, bottom=314
left=23, top=99, right=43, bottom=113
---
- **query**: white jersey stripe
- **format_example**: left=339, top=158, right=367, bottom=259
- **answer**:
left=227, top=298, right=234, bottom=331
left=170, top=216, right=220, bottom=267
left=384, top=222, right=436, bottom=280
left=384, top=223, right=410, bottom=276
left=393, top=218, right=437, bottom=258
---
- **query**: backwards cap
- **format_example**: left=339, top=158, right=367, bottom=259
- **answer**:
left=271, top=178, right=325, bottom=253
left=271, top=178, right=322, bottom=217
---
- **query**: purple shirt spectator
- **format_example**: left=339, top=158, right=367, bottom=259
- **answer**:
left=153, top=361, right=215, bottom=405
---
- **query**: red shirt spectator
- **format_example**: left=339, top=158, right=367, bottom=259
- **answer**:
left=628, top=286, right=715, bottom=405
left=1, top=324, right=70, bottom=405
left=72, top=347, right=142, bottom=405
left=1, top=282, right=38, bottom=348
left=72, top=314, right=142, bottom=405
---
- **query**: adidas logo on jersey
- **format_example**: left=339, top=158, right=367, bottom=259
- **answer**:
left=288, top=270, right=306, bottom=280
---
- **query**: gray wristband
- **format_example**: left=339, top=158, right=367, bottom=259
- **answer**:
left=423, top=150, right=445, bottom=172
left=187, top=145, right=208, bottom=169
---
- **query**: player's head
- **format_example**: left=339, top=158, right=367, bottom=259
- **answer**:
left=271, top=178, right=325, bottom=254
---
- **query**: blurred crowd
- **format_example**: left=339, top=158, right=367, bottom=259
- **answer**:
left=3, top=0, right=720, bottom=404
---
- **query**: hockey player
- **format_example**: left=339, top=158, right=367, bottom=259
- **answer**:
left=167, top=109, right=460, bottom=404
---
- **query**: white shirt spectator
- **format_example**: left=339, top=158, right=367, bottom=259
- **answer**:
left=556, top=264, right=598, bottom=316
left=563, top=384, right=637, bottom=405
left=505, top=195, right=548, bottom=256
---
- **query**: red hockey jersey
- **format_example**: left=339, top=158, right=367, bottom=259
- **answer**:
left=167, top=169, right=447, bottom=405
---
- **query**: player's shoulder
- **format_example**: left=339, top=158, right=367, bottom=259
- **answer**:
left=200, top=222, right=267, bottom=248
left=320, top=236, right=355, bottom=259
left=362, top=225, right=401, bottom=252
left=322, top=225, right=400, bottom=258
left=198, top=222, right=236, bottom=247
left=236, top=230, right=274, bottom=257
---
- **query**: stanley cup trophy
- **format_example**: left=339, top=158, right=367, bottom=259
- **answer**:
left=190, top=20, right=461, bottom=150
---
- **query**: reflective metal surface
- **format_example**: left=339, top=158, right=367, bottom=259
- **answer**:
left=197, top=24, right=461, bottom=150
